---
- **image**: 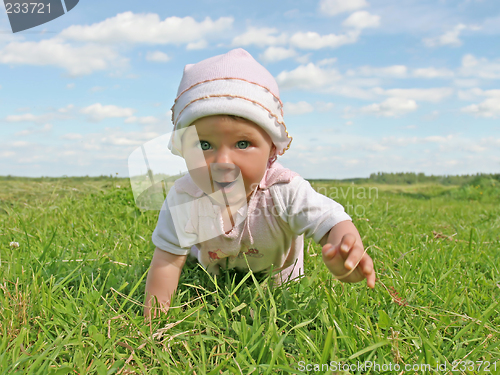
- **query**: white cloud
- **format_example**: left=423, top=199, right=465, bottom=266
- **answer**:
left=416, top=135, right=500, bottom=155
left=5, top=113, right=44, bottom=123
left=283, top=132, right=500, bottom=178
left=463, top=144, right=487, bottom=153
left=186, top=40, right=208, bottom=50
left=80, top=103, right=135, bottom=122
left=90, top=86, right=106, bottom=92
left=461, top=98, right=500, bottom=118
left=0, top=151, right=15, bottom=158
left=412, top=67, right=454, bottom=79
left=362, top=97, right=418, bottom=117
left=423, top=135, right=454, bottom=143
left=0, top=32, right=20, bottom=43
left=284, top=101, right=314, bottom=115
left=91, top=128, right=161, bottom=148
left=376, top=135, right=456, bottom=147
left=278, top=62, right=455, bottom=103
left=423, top=24, right=479, bottom=47
left=316, top=101, right=335, bottom=112
left=67, top=83, right=75, bottom=89
left=317, top=58, right=337, bottom=66
left=454, top=79, right=481, bottom=88
left=422, top=110, right=440, bottom=121
left=5, top=105, right=73, bottom=123
left=12, top=141, right=30, bottom=147
left=14, top=124, right=53, bottom=137
left=124, top=116, right=160, bottom=124
left=332, top=86, right=377, bottom=100
left=355, top=134, right=495, bottom=160
left=319, top=0, right=368, bottom=16
left=347, top=65, right=407, bottom=78
left=289, top=30, right=360, bottom=50
left=62, top=133, right=84, bottom=140
left=458, top=88, right=500, bottom=101
left=58, top=104, right=74, bottom=113
left=276, top=63, right=342, bottom=90
left=59, top=13, right=233, bottom=45
left=365, top=143, right=387, bottom=152
left=374, top=87, right=453, bottom=102
left=232, top=27, right=287, bottom=47
left=259, top=47, right=297, bottom=63
left=295, top=54, right=312, bottom=64
left=108, top=137, right=144, bottom=146
left=342, top=11, right=380, bottom=29
left=459, top=54, right=500, bottom=79
left=0, top=38, right=128, bottom=76
left=2, top=126, right=174, bottom=176
left=145, top=51, right=170, bottom=62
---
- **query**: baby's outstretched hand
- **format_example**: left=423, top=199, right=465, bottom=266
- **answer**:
left=322, top=233, right=376, bottom=288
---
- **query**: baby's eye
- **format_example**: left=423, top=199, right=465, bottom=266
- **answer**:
left=198, top=141, right=211, bottom=151
left=236, top=140, right=250, bottom=149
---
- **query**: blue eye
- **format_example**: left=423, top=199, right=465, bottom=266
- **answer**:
left=237, top=140, right=250, bottom=149
left=198, top=141, right=211, bottom=150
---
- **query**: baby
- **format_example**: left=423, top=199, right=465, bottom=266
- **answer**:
left=144, top=49, right=375, bottom=317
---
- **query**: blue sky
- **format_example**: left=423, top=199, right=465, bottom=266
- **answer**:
left=1, top=0, right=499, bottom=179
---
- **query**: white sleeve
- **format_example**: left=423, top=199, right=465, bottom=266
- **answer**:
left=270, top=176, right=352, bottom=244
left=151, top=197, right=191, bottom=256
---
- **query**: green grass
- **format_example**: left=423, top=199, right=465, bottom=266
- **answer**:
left=0, top=176, right=499, bottom=374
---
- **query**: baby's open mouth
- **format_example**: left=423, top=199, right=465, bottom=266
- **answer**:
left=215, top=181, right=236, bottom=189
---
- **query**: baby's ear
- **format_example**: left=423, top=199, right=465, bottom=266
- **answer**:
left=269, top=144, right=276, bottom=157
left=267, top=145, right=277, bottom=168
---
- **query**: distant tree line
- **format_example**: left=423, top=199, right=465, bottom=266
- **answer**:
left=1, top=171, right=499, bottom=186
left=0, top=174, right=124, bottom=182
left=311, top=172, right=500, bottom=186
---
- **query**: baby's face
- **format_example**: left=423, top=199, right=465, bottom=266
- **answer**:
left=181, top=115, right=275, bottom=206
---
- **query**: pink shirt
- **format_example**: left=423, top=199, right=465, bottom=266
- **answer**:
left=152, top=161, right=351, bottom=283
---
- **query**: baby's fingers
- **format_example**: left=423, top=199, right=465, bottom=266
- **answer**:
left=338, top=233, right=357, bottom=258
left=343, top=244, right=366, bottom=271
left=322, top=243, right=346, bottom=276
left=322, top=243, right=338, bottom=260
left=358, top=254, right=376, bottom=289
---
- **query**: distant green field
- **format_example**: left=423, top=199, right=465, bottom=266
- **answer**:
left=1, top=176, right=499, bottom=374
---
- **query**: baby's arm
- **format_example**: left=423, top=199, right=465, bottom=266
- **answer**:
left=319, top=220, right=376, bottom=288
left=144, top=247, right=187, bottom=318
left=269, top=176, right=375, bottom=287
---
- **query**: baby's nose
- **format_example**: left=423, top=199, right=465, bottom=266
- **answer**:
left=210, top=162, right=239, bottom=183
left=211, top=162, right=235, bottom=173
left=212, top=147, right=233, bottom=164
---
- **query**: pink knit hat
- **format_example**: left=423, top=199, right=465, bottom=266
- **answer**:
left=168, top=48, right=292, bottom=159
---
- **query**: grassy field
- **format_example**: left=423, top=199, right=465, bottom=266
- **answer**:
left=0, top=175, right=499, bottom=374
